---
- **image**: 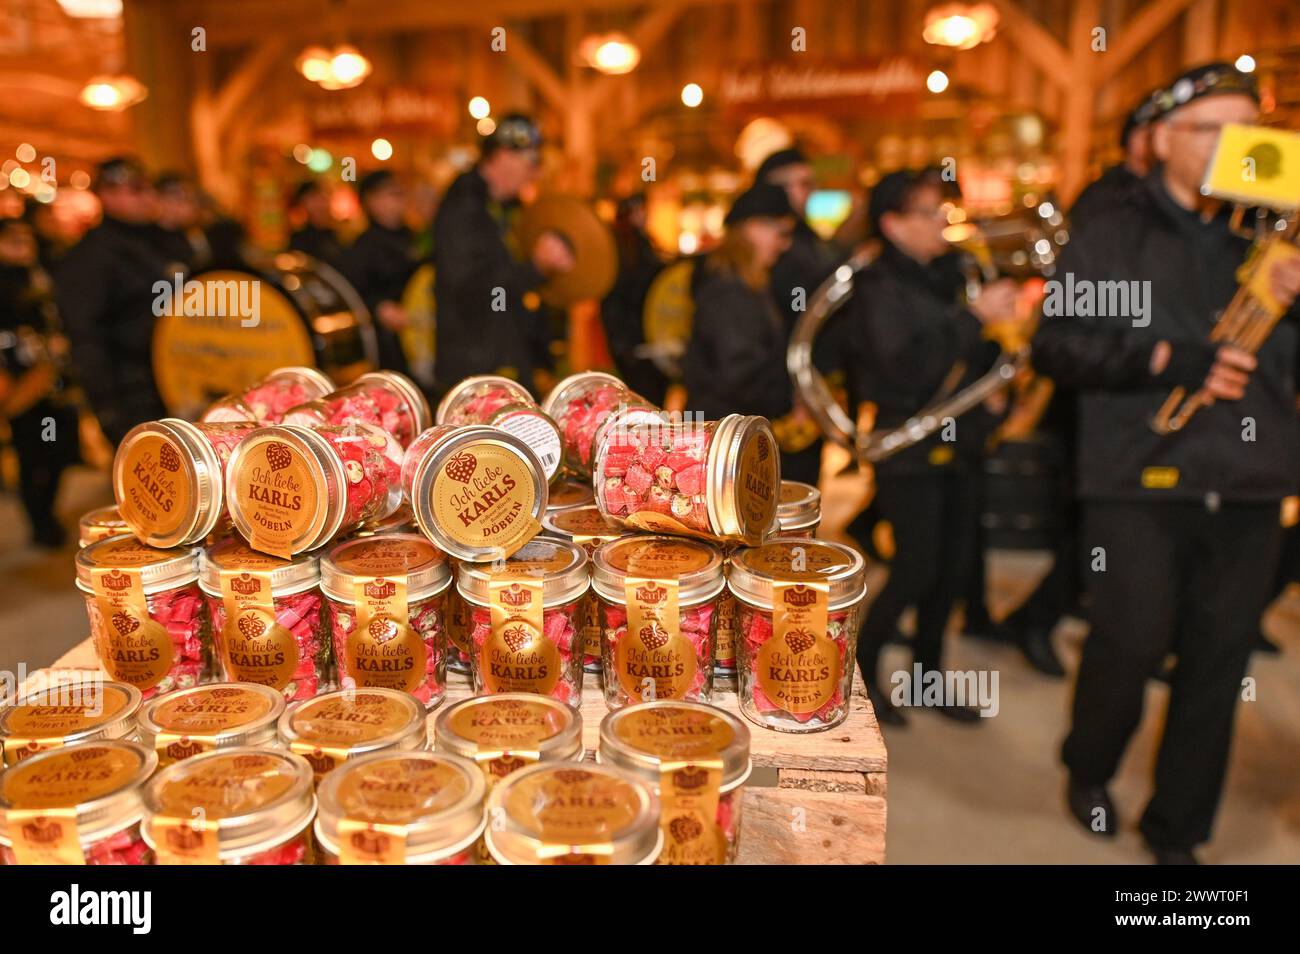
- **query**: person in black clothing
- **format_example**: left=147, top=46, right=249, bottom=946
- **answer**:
left=681, top=182, right=800, bottom=431
left=600, top=194, right=667, bottom=405
left=288, top=180, right=345, bottom=272
left=55, top=157, right=171, bottom=446
left=1031, top=63, right=1300, bottom=864
left=342, top=170, right=421, bottom=375
left=1069, top=93, right=1157, bottom=233
left=432, top=114, right=574, bottom=397
left=847, top=169, right=1020, bottom=727
left=154, top=173, right=209, bottom=272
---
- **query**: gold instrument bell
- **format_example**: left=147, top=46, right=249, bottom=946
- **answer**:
left=513, top=195, right=618, bottom=307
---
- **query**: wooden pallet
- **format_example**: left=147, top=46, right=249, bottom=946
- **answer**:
left=22, top=639, right=888, bottom=865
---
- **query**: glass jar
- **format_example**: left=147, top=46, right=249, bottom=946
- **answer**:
left=402, top=424, right=549, bottom=563
left=78, top=505, right=128, bottom=548
left=137, top=682, right=285, bottom=766
left=0, top=680, right=142, bottom=767
left=542, top=371, right=664, bottom=479
left=437, top=375, right=533, bottom=425
left=542, top=505, right=627, bottom=674
left=76, top=535, right=210, bottom=700
left=771, top=480, right=822, bottom=538
left=282, top=370, right=431, bottom=449
left=484, top=762, right=661, bottom=865
left=278, top=688, right=427, bottom=784
left=594, top=413, right=780, bottom=546
left=225, top=423, right=402, bottom=558
left=434, top=693, right=584, bottom=785
left=729, top=538, right=868, bottom=733
left=713, top=544, right=742, bottom=687
left=546, top=479, right=594, bottom=513
left=598, top=700, right=751, bottom=865
left=322, top=534, right=451, bottom=707
left=443, top=567, right=473, bottom=675
left=350, top=502, right=417, bottom=538
left=199, top=539, right=327, bottom=701
left=0, top=740, right=157, bottom=865
left=201, top=367, right=336, bottom=425
left=591, top=535, right=724, bottom=709
left=457, top=538, right=589, bottom=708
left=142, top=748, right=316, bottom=865
left=315, top=751, right=485, bottom=865
left=113, top=419, right=256, bottom=548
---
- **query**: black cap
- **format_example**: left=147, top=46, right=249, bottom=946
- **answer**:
left=868, top=168, right=945, bottom=236
left=1120, top=91, right=1159, bottom=147
left=1148, top=62, right=1259, bottom=122
left=481, top=113, right=542, bottom=157
left=95, top=156, right=148, bottom=191
left=358, top=169, right=398, bottom=201
left=755, top=146, right=810, bottom=182
left=724, top=181, right=795, bottom=225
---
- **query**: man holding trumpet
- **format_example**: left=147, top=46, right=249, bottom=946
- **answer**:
left=1032, top=63, right=1300, bottom=864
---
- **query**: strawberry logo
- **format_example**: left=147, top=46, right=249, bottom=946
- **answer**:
left=669, top=815, right=703, bottom=843
left=784, top=628, right=816, bottom=654
left=237, top=615, right=266, bottom=640
left=502, top=624, right=532, bottom=653
left=111, top=611, right=139, bottom=636
left=488, top=756, right=527, bottom=778
left=756, top=434, right=770, bottom=462
left=264, top=442, right=292, bottom=471
left=554, top=769, right=592, bottom=784
left=368, top=617, right=394, bottom=642
left=639, top=623, right=669, bottom=651
left=444, top=450, right=477, bottom=483
left=158, top=443, right=181, bottom=472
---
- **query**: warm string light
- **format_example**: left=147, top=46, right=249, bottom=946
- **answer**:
left=296, top=44, right=372, bottom=91
left=579, top=32, right=641, bottom=75
left=681, top=83, right=703, bottom=108
left=923, top=3, right=999, bottom=50
left=78, top=75, right=148, bottom=111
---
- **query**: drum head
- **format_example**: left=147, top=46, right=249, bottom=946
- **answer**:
left=642, top=258, right=695, bottom=349
left=514, top=195, right=617, bottom=307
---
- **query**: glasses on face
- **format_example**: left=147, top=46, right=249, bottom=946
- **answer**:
left=1164, top=121, right=1232, bottom=135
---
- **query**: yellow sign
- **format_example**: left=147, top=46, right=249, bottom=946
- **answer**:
left=1203, top=124, right=1300, bottom=211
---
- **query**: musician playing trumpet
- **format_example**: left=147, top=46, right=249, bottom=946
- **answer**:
left=1031, top=63, right=1300, bottom=864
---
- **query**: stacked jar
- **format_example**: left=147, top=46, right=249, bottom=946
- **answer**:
left=315, top=751, right=486, bottom=865
left=546, top=479, right=594, bottom=513
left=456, top=538, right=589, bottom=708
left=136, top=682, right=285, bottom=766
left=322, top=534, right=451, bottom=707
left=543, top=371, right=664, bottom=479
left=0, top=741, right=157, bottom=865
left=142, top=748, right=316, bottom=865
left=594, top=413, right=780, bottom=546
left=771, top=480, right=822, bottom=537
left=113, top=419, right=256, bottom=548
left=542, top=504, right=627, bottom=673
left=434, top=693, right=584, bottom=785
left=728, top=538, right=868, bottom=732
left=437, top=375, right=564, bottom=484
left=278, top=688, right=427, bottom=783
left=76, top=535, right=211, bottom=699
left=0, top=680, right=142, bottom=766
left=78, top=505, right=128, bottom=548
left=591, top=535, right=724, bottom=709
left=199, top=539, right=327, bottom=701
left=201, top=367, right=335, bottom=425
left=598, top=700, right=751, bottom=864
left=281, top=370, right=431, bottom=449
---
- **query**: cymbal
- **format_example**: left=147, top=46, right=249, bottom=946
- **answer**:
left=514, top=195, right=617, bottom=306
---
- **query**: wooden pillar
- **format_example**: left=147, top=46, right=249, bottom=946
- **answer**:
left=1182, top=0, right=1217, bottom=65
left=122, top=0, right=194, bottom=172
left=1059, top=0, right=1100, bottom=204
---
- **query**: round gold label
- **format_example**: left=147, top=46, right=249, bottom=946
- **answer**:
left=613, top=707, right=734, bottom=759
left=100, top=614, right=175, bottom=691
left=2, top=745, right=142, bottom=808
left=550, top=506, right=621, bottom=540
left=334, top=537, right=440, bottom=576
left=152, top=687, right=274, bottom=735
left=231, top=436, right=322, bottom=557
left=447, top=698, right=567, bottom=749
left=606, top=537, right=713, bottom=577
left=156, top=752, right=295, bottom=818
left=740, top=541, right=849, bottom=580
left=614, top=623, right=698, bottom=703
left=87, top=537, right=181, bottom=569
left=755, top=628, right=841, bottom=715
left=780, top=482, right=808, bottom=503
left=480, top=620, right=562, bottom=696
left=209, top=542, right=293, bottom=572
left=335, top=756, right=470, bottom=823
left=736, top=428, right=779, bottom=534
left=344, top=617, right=428, bottom=694
left=504, top=768, right=641, bottom=842
left=221, top=611, right=300, bottom=691
left=117, top=433, right=193, bottom=540
left=428, top=442, right=538, bottom=552
left=290, top=692, right=415, bottom=746
left=6, top=685, right=131, bottom=737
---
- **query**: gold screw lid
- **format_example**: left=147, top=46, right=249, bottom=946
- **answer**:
left=599, top=700, right=751, bottom=789
left=456, top=536, right=589, bottom=608
left=0, top=681, right=142, bottom=765
left=78, top=505, right=128, bottom=549
left=591, top=534, right=724, bottom=605
left=320, top=534, right=451, bottom=603
left=434, top=693, right=583, bottom=763
left=113, top=419, right=227, bottom=548
left=540, top=504, right=625, bottom=545
left=772, top=480, right=821, bottom=531
left=546, top=480, right=595, bottom=511
left=199, top=538, right=322, bottom=597
left=705, top=414, right=781, bottom=545
left=137, top=683, right=286, bottom=753
left=278, top=688, right=427, bottom=760
left=75, top=534, right=200, bottom=595
left=728, top=537, right=867, bottom=611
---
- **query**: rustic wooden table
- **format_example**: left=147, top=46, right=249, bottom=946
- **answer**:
left=23, top=640, right=888, bottom=865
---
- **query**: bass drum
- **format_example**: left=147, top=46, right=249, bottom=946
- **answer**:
left=151, top=252, right=378, bottom=419
left=980, top=435, right=1064, bottom=551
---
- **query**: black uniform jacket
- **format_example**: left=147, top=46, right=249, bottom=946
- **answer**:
left=54, top=216, right=171, bottom=444
left=682, top=261, right=792, bottom=422
left=1031, top=173, right=1299, bottom=503
left=771, top=218, right=848, bottom=390
left=600, top=231, right=667, bottom=404
left=1068, top=163, right=1144, bottom=234
left=342, top=222, right=422, bottom=374
left=846, top=243, right=1001, bottom=474
left=431, top=168, right=546, bottom=392
left=289, top=224, right=346, bottom=273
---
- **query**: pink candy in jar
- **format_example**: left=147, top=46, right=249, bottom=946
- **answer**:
left=542, top=371, right=663, bottom=479
left=282, top=370, right=431, bottom=449
left=201, top=367, right=335, bottom=425
left=436, top=376, right=564, bottom=484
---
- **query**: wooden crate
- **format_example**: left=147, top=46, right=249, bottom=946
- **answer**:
left=22, top=640, right=887, bottom=865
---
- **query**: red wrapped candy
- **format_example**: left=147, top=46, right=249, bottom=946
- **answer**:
left=543, top=371, right=664, bottom=479
left=282, top=370, right=430, bottom=449
left=201, top=367, right=335, bottom=425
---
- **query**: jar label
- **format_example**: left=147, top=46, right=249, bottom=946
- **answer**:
left=336, top=819, right=409, bottom=865
left=233, top=437, right=321, bottom=559
left=154, top=733, right=217, bottom=766
left=290, top=692, right=416, bottom=752
left=495, top=408, right=563, bottom=480
left=714, top=591, right=737, bottom=666
left=429, top=442, right=540, bottom=557
left=151, top=815, right=220, bottom=864
left=483, top=579, right=559, bottom=695
left=756, top=581, right=839, bottom=715
left=606, top=537, right=713, bottom=576
left=7, top=807, right=86, bottom=865
left=5, top=684, right=131, bottom=739
left=503, top=768, right=638, bottom=864
left=117, top=432, right=193, bottom=541
left=346, top=574, right=427, bottom=694
left=658, top=761, right=725, bottom=866
left=89, top=567, right=175, bottom=691
left=548, top=481, right=593, bottom=509
left=616, top=577, right=697, bottom=703
left=446, top=587, right=472, bottom=657
left=2, top=744, right=142, bottom=808
left=623, top=510, right=713, bottom=540
left=151, top=686, right=275, bottom=763
left=581, top=594, right=601, bottom=660
left=612, top=706, right=735, bottom=759
left=155, top=751, right=295, bottom=818
left=740, top=541, right=848, bottom=578
left=550, top=505, right=621, bottom=543
left=335, top=756, right=470, bottom=823
left=218, top=568, right=300, bottom=691
left=735, top=429, right=779, bottom=539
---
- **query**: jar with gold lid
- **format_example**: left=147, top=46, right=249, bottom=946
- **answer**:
left=113, top=418, right=256, bottom=548
left=546, top=478, right=594, bottom=513
left=278, top=688, right=427, bottom=784
left=142, top=748, right=316, bottom=865
left=436, top=375, right=563, bottom=484
left=76, top=535, right=210, bottom=699
left=315, top=750, right=486, bottom=865
left=598, top=700, right=751, bottom=864
left=594, top=413, right=780, bottom=546
left=78, top=504, right=128, bottom=548
left=401, top=423, right=549, bottom=563
left=484, top=762, right=661, bottom=865
left=0, top=680, right=142, bottom=767
left=198, top=539, right=327, bottom=701
left=770, top=480, right=822, bottom=537
left=0, top=740, right=157, bottom=865
left=137, top=682, right=285, bottom=766
left=201, top=367, right=335, bottom=425
left=591, top=535, right=724, bottom=709
left=729, top=538, right=868, bottom=732
left=542, top=503, right=626, bottom=674
left=282, top=370, right=431, bottom=448
left=442, top=564, right=473, bottom=675
left=434, top=693, right=584, bottom=785
left=457, top=537, right=589, bottom=708
left=321, top=534, right=451, bottom=707
left=542, top=371, right=665, bottom=479
left=350, top=502, right=417, bottom=538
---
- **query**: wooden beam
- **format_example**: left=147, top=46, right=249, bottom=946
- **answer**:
left=1060, top=0, right=1102, bottom=205
left=1094, top=0, right=1198, bottom=85
left=1182, top=0, right=1217, bottom=65
left=491, top=21, right=569, bottom=112
left=211, top=38, right=290, bottom=131
left=987, top=0, right=1070, bottom=86
left=585, top=2, right=689, bottom=115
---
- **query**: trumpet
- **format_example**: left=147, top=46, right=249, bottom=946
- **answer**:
left=1152, top=208, right=1300, bottom=434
